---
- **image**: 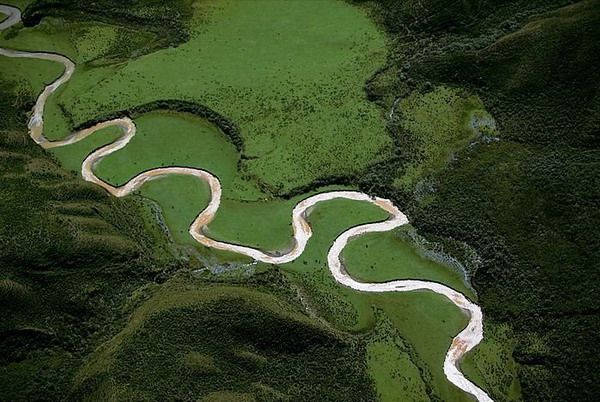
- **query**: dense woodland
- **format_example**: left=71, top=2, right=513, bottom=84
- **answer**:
left=353, top=0, right=600, bottom=400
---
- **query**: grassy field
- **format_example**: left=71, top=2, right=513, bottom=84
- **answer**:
left=462, top=322, right=522, bottom=401
left=367, top=330, right=430, bottom=402
left=0, top=55, right=63, bottom=97
left=94, top=112, right=239, bottom=189
left=273, top=198, right=490, bottom=402
left=2, top=0, right=393, bottom=194
left=393, top=86, right=494, bottom=190
left=342, top=227, right=473, bottom=296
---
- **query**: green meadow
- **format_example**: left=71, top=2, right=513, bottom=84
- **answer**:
left=342, top=227, right=473, bottom=296
left=3, top=0, right=393, bottom=194
left=392, top=86, right=495, bottom=190
left=272, top=198, right=495, bottom=402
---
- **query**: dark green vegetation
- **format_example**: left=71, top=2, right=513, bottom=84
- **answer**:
left=21, top=0, right=193, bottom=60
left=73, top=279, right=376, bottom=402
left=1, top=2, right=475, bottom=400
left=4, top=2, right=502, bottom=401
left=355, top=0, right=600, bottom=400
left=0, top=78, right=169, bottom=399
left=0, top=5, right=383, bottom=396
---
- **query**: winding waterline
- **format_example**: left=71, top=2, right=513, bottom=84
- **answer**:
left=0, top=5, right=492, bottom=401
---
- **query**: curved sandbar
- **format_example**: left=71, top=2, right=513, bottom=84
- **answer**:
left=0, top=5, right=492, bottom=401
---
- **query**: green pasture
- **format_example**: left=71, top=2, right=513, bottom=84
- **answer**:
left=48, top=109, right=381, bottom=254
left=342, top=227, right=473, bottom=296
left=2, top=0, right=393, bottom=193
left=367, top=337, right=430, bottom=402
left=462, top=322, right=523, bottom=401
left=393, top=86, right=494, bottom=190
left=94, top=111, right=239, bottom=188
left=0, top=55, right=62, bottom=96
left=273, top=198, right=489, bottom=401
left=49, top=124, right=122, bottom=173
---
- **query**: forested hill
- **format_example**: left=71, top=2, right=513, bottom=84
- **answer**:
left=354, top=0, right=600, bottom=400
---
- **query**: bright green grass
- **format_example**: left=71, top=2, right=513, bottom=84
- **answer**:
left=367, top=334, right=430, bottom=402
left=205, top=197, right=296, bottom=252
left=0, top=56, right=62, bottom=93
left=50, top=109, right=380, bottom=254
left=71, top=24, right=119, bottom=62
left=134, top=175, right=262, bottom=263
left=393, top=86, right=493, bottom=190
left=343, top=229, right=473, bottom=296
left=279, top=198, right=389, bottom=278
left=273, top=199, right=481, bottom=401
left=49, top=124, right=122, bottom=173
left=462, top=322, right=523, bottom=401
left=94, top=111, right=239, bottom=189
left=29, top=0, right=392, bottom=193
left=137, top=174, right=210, bottom=247
left=372, top=292, right=473, bottom=401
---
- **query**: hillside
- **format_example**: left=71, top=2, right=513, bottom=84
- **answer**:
left=358, top=0, right=600, bottom=400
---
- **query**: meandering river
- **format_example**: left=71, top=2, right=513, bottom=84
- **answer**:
left=0, top=4, right=492, bottom=401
